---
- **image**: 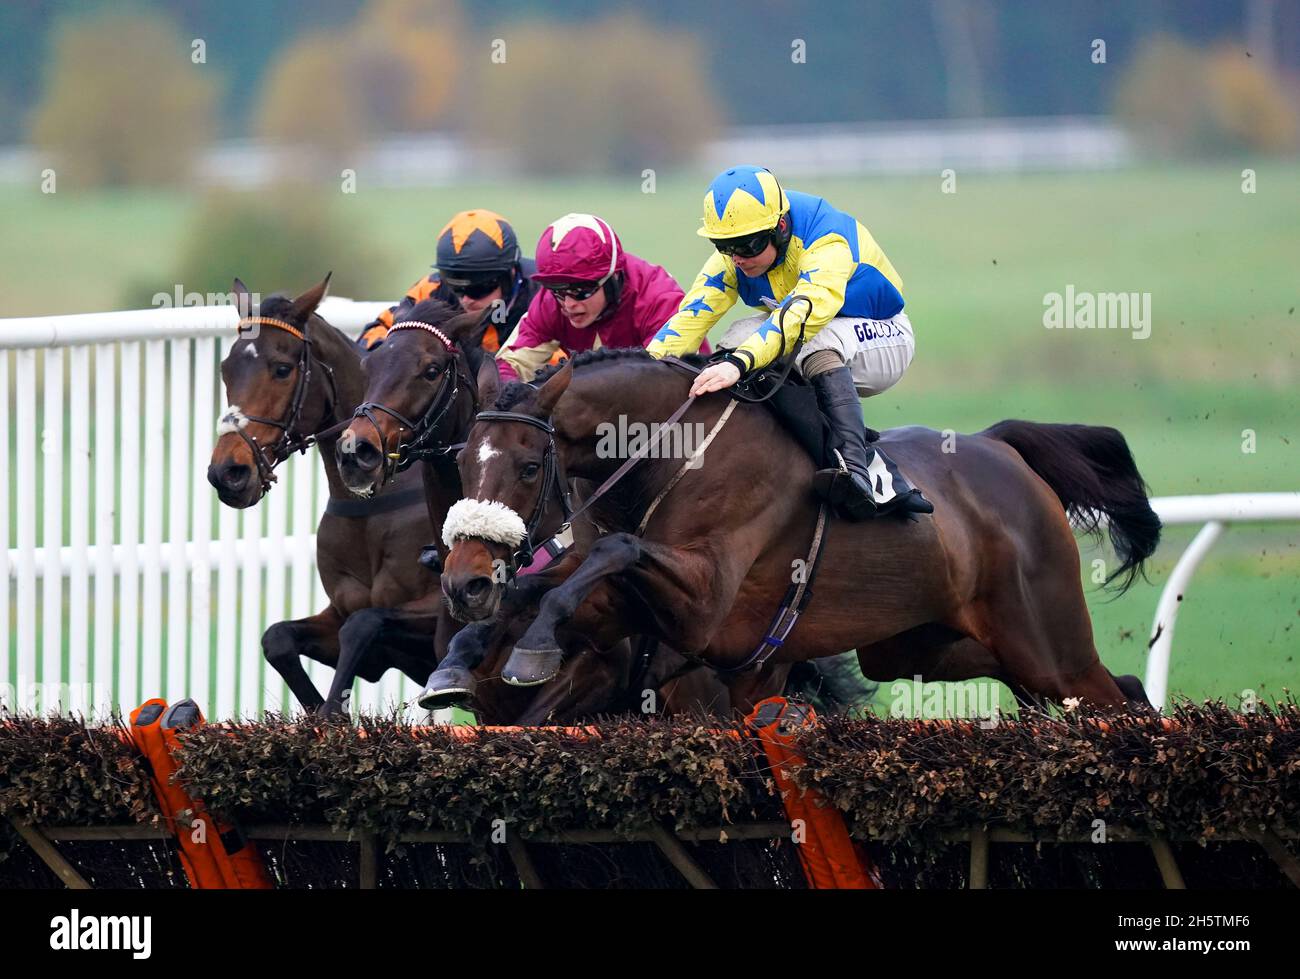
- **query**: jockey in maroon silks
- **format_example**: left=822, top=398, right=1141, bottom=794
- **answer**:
left=496, top=213, right=697, bottom=383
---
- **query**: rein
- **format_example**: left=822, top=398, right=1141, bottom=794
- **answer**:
left=350, top=320, right=472, bottom=485
left=714, top=294, right=812, bottom=405
left=222, top=314, right=342, bottom=495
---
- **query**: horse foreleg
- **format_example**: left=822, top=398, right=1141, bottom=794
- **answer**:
left=420, top=563, right=575, bottom=709
left=320, top=597, right=445, bottom=717
left=504, top=532, right=645, bottom=686
left=261, top=607, right=344, bottom=713
left=505, top=532, right=749, bottom=690
left=512, top=640, right=630, bottom=723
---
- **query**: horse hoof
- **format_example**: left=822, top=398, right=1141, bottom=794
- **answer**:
left=418, top=667, right=477, bottom=710
left=502, top=645, right=563, bottom=687
left=316, top=699, right=352, bottom=720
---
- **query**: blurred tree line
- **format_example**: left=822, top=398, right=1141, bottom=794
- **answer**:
left=12, top=0, right=1300, bottom=188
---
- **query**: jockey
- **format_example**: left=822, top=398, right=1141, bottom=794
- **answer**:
left=357, top=208, right=536, bottom=354
left=646, top=166, right=932, bottom=519
left=496, top=213, right=686, bottom=383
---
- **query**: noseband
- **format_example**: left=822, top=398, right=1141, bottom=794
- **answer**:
left=350, top=321, right=473, bottom=485
left=221, top=314, right=340, bottom=496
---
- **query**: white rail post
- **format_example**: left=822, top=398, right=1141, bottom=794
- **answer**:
left=15, top=349, right=37, bottom=709
left=140, top=340, right=166, bottom=701
left=117, top=340, right=141, bottom=713
left=189, top=336, right=216, bottom=714
left=68, top=346, right=91, bottom=714
left=92, top=343, right=116, bottom=717
left=166, top=338, right=192, bottom=702
left=215, top=334, right=239, bottom=719
left=42, top=349, right=63, bottom=707
left=1144, top=521, right=1225, bottom=711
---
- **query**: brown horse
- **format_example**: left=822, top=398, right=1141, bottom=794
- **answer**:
left=208, top=276, right=449, bottom=715
left=335, top=301, right=743, bottom=722
left=332, top=300, right=719, bottom=722
left=423, top=348, right=1160, bottom=714
left=425, top=378, right=759, bottom=715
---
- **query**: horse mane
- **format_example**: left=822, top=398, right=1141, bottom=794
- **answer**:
left=495, top=346, right=708, bottom=411
left=257, top=293, right=354, bottom=352
left=396, top=295, right=461, bottom=329
left=398, top=294, right=492, bottom=382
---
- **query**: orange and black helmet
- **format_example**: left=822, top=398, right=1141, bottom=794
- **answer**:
left=435, top=209, right=521, bottom=276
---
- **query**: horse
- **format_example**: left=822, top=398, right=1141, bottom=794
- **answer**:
left=425, top=373, right=770, bottom=716
left=207, top=276, right=449, bottom=716
left=332, top=298, right=719, bottom=722
left=423, top=347, right=1160, bottom=715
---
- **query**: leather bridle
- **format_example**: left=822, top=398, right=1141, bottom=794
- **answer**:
left=222, top=314, right=341, bottom=496
left=350, top=321, right=474, bottom=486
left=470, top=409, right=575, bottom=573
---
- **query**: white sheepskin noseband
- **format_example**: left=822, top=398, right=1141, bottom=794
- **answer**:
left=216, top=405, right=249, bottom=436
left=442, top=498, right=527, bottom=549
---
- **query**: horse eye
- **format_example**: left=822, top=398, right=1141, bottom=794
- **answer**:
left=273, top=363, right=293, bottom=379
left=423, top=363, right=442, bottom=380
left=520, top=463, right=541, bottom=480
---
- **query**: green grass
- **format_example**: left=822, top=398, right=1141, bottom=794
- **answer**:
left=2, top=162, right=1297, bottom=711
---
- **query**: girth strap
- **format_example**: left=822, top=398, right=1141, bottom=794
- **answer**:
left=717, top=501, right=831, bottom=674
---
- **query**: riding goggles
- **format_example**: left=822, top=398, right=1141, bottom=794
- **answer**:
left=441, top=272, right=505, bottom=300
left=711, top=229, right=773, bottom=259
left=544, top=273, right=611, bottom=302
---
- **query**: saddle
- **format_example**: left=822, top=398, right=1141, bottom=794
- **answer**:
left=756, top=370, right=879, bottom=468
left=663, top=354, right=878, bottom=472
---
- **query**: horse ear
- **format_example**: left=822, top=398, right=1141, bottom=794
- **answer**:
left=232, top=278, right=252, bottom=318
left=534, top=358, right=573, bottom=416
left=289, top=272, right=332, bottom=321
left=476, top=355, right=501, bottom=408
left=446, top=305, right=494, bottom=350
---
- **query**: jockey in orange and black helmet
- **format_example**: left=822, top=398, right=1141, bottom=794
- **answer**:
left=356, top=209, right=537, bottom=354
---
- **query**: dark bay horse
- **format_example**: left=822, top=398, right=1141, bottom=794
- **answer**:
left=208, top=277, right=448, bottom=715
left=332, top=300, right=711, bottom=722
left=335, top=304, right=738, bottom=717
left=425, top=348, right=1160, bottom=713
left=426, top=379, right=762, bottom=715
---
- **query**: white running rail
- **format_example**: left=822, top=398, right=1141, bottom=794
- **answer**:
left=0, top=298, right=412, bottom=720
left=1144, top=493, right=1300, bottom=710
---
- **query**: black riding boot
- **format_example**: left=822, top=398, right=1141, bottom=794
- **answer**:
left=811, top=366, right=933, bottom=519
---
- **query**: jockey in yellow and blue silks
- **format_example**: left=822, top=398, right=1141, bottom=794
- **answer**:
left=647, top=165, right=932, bottom=519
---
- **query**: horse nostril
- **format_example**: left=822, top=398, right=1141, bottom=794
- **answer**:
left=221, top=463, right=250, bottom=491
left=353, top=439, right=382, bottom=471
left=464, top=577, right=492, bottom=599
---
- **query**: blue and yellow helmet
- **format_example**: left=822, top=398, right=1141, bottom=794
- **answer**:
left=698, top=166, right=788, bottom=239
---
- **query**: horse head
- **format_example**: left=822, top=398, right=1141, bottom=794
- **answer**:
left=335, top=299, right=489, bottom=498
left=439, top=360, right=574, bottom=622
left=208, top=274, right=348, bottom=509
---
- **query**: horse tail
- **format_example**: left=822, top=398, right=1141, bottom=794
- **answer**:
left=981, top=420, right=1162, bottom=593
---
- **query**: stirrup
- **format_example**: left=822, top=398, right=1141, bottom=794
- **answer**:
left=812, top=449, right=852, bottom=506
